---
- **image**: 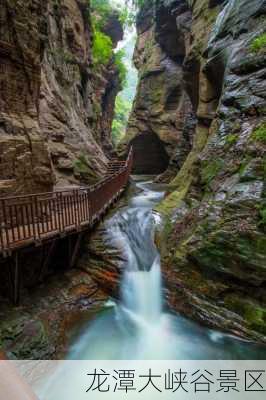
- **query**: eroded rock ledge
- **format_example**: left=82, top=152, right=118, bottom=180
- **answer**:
left=154, top=0, right=266, bottom=342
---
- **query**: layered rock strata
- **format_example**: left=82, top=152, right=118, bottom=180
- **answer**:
left=0, top=0, right=123, bottom=194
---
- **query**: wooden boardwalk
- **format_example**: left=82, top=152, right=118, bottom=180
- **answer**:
left=0, top=149, right=133, bottom=303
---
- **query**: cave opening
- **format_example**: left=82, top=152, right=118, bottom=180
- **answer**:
left=130, top=132, right=169, bottom=175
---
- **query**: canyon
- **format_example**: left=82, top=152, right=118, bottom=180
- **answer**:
left=0, top=0, right=265, bottom=359
left=123, top=0, right=266, bottom=341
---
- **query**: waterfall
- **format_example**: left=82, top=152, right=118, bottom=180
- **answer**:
left=66, top=177, right=265, bottom=361
left=122, top=256, right=162, bottom=324
left=106, top=180, right=164, bottom=325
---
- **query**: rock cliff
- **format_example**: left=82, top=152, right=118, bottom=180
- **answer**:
left=129, top=0, right=266, bottom=341
left=119, top=0, right=195, bottom=178
left=0, top=0, right=123, bottom=194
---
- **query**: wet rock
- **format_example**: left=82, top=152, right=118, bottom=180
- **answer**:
left=0, top=270, right=108, bottom=359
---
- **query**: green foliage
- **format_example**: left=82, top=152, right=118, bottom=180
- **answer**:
left=250, top=33, right=266, bottom=53
left=90, top=0, right=115, bottom=67
left=90, top=0, right=128, bottom=79
left=112, top=96, right=131, bottom=145
left=91, top=0, right=113, bottom=29
left=251, top=123, right=266, bottom=144
left=92, top=29, right=113, bottom=66
left=115, top=49, right=127, bottom=85
left=225, top=134, right=238, bottom=145
left=132, top=0, right=153, bottom=9
left=258, top=204, right=266, bottom=228
left=201, top=159, right=224, bottom=186
left=91, top=0, right=133, bottom=29
left=73, top=153, right=89, bottom=174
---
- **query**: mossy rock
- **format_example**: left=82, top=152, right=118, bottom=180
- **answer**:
left=201, top=158, right=224, bottom=186
left=73, top=153, right=99, bottom=182
left=225, top=295, right=266, bottom=335
left=190, top=228, right=266, bottom=285
left=225, top=133, right=238, bottom=146
left=251, top=122, right=266, bottom=144
left=250, top=32, right=266, bottom=54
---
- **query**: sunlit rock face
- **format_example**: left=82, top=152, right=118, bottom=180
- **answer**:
left=0, top=0, right=122, bottom=194
left=155, top=0, right=266, bottom=341
left=119, top=0, right=194, bottom=180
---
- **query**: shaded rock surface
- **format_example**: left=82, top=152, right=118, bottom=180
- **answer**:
left=0, top=269, right=107, bottom=359
left=0, top=0, right=122, bottom=194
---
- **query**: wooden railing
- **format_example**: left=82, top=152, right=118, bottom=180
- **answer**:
left=0, top=148, right=133, bottom=255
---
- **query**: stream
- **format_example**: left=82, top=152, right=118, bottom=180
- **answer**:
left=67, top=177, right=266, bottom=360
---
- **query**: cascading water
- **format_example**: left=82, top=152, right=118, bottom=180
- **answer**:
left=35, top=178, right=266, bottom=400
left=68, top=177, right=266, bottom=360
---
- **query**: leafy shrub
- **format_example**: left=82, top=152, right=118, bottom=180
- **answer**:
left=250, top=33, right=266, bottom=53
left=92, top=29, right=113, bottom=66
left=73, top=153, right=90, bottom=175
left=91, top=0, right=113, bottom=29
left=112, top=96, right=131, bottom=145
left=115, top=50, right=127, bottom=85
left=201, top=159, right=224, bottom=186
left=258, top=202, right=266, bottom=230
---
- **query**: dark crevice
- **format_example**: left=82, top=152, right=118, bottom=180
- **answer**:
left=130, top=132, right=169, bottom=174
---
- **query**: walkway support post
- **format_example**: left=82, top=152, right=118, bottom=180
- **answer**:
left=0, top=147, right=133, bottom=305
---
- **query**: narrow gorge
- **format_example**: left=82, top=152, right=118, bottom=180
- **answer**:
left=0, top=0, right=266, bottom=361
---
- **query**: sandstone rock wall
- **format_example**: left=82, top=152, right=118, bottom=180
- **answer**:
left=0, top=0, right=122, bottom=194
left=0, top=0, right=54, bottom=194
left=155, top=0, right=266, bottom=341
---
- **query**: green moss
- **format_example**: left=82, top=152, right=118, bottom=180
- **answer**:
left=156, top=215, right=174, bottom=256
left=155, top=182, right=190, bottom=217
left=225, top=295, right=266, bottom=335
left=73, top=153, right=97, bottom=181
left=225, top=133, right=238, bottom=145
left=251, top=123, right=266, bottom=144
left=114, top=49, right=127, bottom=86
left=48, top=48, right=76, bottom=65
left=258, top=204, right=266, bottom=228
left=92, top=30, right=113, bottom=66
left=156, top=125, right=209, bottom=217
left=112, top=95, right=131, bottom=145
left=238, top=160, right=248, bottom=175
left=201, top=158, right=224, bottom=186
left=250, top=33, right=266, bottom=53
